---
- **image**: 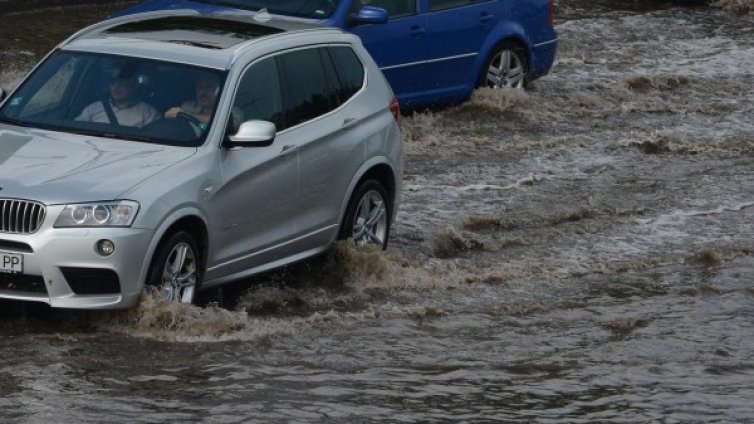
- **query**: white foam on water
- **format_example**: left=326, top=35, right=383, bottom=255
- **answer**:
left=637, top=201, right=754, bottom=227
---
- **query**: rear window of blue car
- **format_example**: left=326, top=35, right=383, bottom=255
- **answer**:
left=429, top=0, right=488, bottom=12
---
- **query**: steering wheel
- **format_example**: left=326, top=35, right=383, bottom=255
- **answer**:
left=176, top=111, right=203, bottom=127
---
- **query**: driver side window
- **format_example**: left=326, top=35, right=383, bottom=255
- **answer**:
left=232, top=57, right=285, bottom=131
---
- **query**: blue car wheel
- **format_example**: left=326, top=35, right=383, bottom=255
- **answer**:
left=479, top=41, right=529, bottom=90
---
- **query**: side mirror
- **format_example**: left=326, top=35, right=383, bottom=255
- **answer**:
left=225, top=120, right=276, bottom=147
left=350, top=6, right=388, bottom=25
left=0, top=88, right=5, bottom=103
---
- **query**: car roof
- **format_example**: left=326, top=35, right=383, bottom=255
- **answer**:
left=60, top=11, right=343, bottom=70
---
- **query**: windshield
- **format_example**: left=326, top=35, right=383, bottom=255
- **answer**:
left=0, top=51, right=227, bottom=147
left=193, top=0, right=341, bottom=19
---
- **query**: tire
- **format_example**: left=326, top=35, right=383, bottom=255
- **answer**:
left=339, top=179, right=391, bottom=250
left=146, top=230, right=202, bottom=304
left=478, top=41, right=528, bottom=89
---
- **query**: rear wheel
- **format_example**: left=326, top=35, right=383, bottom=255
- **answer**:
left=146, top=231, right=201, bottom=303
left=339, top=180, right=391, bottom=250
left=479, top=41, right=528, bottom=89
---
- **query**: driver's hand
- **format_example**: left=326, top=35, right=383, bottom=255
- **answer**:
left=165, top=107, right=183, bottom=118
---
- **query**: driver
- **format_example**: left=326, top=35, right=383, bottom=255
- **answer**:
left=164, top=74, right=220, bottom=128
left=76, top=63, right=159, bottom=128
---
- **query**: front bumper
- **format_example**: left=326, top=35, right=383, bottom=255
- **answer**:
left=0, top=205, right=154, bottom=309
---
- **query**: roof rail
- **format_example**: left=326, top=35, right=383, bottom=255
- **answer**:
left=229, top=27, right=343, bottom=66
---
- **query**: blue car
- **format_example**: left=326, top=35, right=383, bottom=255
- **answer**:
left=117, top=0, right=558, bottom=110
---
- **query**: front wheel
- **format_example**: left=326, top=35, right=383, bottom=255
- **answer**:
left=339, top=180, right=391, bottom=250
left=479, top=42, right=528, bottom=89
left=146, top=231, right=201, bottom=304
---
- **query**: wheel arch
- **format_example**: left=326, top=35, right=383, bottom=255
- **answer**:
left=473, top=22, right=533, bottom=87
left=338, top=158, right=398, bottom=232
left=139, top=208, right=209, bottom=289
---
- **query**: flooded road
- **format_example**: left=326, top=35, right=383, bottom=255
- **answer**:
left=1, top=0, right=754, bottom=422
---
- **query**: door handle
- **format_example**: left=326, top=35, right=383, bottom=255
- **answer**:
left=480, top=12, right=494, bottom=24
left=342, top=117, right=357, bottom=128
left=409, top=26, right=426, bottom=37
left=279, top=145, right=298, bottom=156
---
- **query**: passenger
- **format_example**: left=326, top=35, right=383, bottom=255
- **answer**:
left=76, top=64, right=160, bottom=128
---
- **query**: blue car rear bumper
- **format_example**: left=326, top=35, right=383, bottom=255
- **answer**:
left=530, top=38, right=559, bottom=79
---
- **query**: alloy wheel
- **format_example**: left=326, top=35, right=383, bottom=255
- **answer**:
left=352, top=190, right=388, bottom=247
left=158, top=241, right=197, bottom=303
left=486, top=49, right=526, bottom=89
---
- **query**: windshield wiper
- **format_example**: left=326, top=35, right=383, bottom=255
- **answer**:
left=66, top=127, right=157, bottom=143
left=0, top=116, right=29, bottom=127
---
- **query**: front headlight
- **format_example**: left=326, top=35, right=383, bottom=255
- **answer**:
left=54, top=200, right=140, bottom=228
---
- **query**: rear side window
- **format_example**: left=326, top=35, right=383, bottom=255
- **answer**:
left=278, top=48, right=336, bottom=129
left=327, top=46, right=365, bottom=105
left=429, top=0, right=480, bottom=11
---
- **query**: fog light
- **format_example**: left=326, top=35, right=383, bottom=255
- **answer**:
left=96, top=239, right=115, bottom=256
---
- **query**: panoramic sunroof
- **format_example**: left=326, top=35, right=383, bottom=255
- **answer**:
left=104, top=16, right=284, bottom=49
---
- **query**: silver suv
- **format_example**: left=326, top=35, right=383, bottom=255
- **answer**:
left=0, top=11, right=403, bottom=309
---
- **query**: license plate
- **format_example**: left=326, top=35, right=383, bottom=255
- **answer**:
left=0, top=252, right=23, bottom=274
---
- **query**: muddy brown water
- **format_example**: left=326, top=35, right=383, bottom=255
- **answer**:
left=1, top=1, right=754, bottom=422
